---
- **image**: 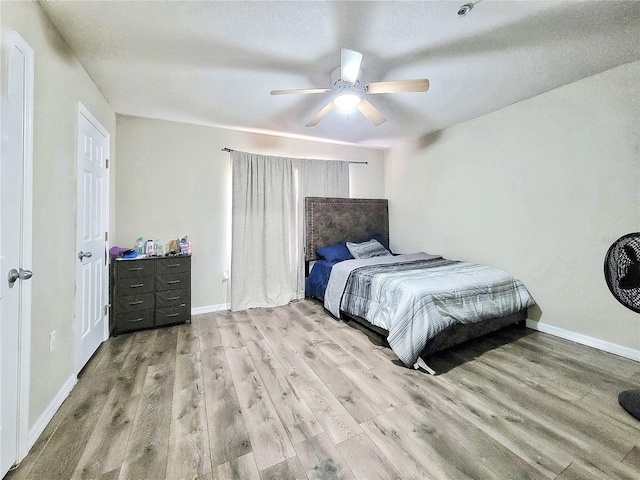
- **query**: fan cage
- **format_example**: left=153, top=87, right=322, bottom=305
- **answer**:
left=604, top=233, right=640, bottom=314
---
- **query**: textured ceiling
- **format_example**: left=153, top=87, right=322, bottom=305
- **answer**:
left=39, top=1, right=640, bottom=148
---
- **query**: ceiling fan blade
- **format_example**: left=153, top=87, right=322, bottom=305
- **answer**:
left=357, top=99, right=386, bottom=126
left=270, top=88, right=330, bottom=95
left=366, top=78, right=430, bottom=94
left=341, top=48, right=363, bottom=84
left=305, top=102, right=335, bottom=127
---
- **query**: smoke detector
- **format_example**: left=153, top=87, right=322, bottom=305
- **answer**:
left=457, top=3, right=474, bottom=16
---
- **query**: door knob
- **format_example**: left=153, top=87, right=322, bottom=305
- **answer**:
left=78, top=251, right=93, bottom=261
left=7, top=268, right=33, bottom=285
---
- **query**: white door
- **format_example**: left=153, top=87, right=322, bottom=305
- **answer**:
left=75, top=105, right=109, bottom=373
left=0, top=33, right=34, bottom=477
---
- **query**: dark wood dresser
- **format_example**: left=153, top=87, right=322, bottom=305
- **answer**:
left=110, top=255, right=191, bottom=335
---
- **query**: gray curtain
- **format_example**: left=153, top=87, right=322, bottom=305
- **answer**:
left=231, top=151, right=349, bottom=311
left=295, top=158, right=350, bottom=298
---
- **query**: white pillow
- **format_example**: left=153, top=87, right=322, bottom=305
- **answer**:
left=346, top=239, right=392, bottom=259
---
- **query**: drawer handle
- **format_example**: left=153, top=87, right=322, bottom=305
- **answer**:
left=129, top=300, right=144, bottom=305
left=166, top=313, right=180, bottom=318
left=128, top=267, right=143, bottom=271
left=129, top=283, right=144, bottom=288
left=167, top=280, right=180, bottom=284
left=166, top=296, right=180, bottom=301
left=130, top=317, right=144, bottom=323
left=166, top=264, right=181, bottom=268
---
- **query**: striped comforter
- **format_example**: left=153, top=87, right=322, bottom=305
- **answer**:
left=324, top=252, right=535, bottom=367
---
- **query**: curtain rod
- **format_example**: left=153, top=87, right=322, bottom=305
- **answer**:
left=222, top=147, right=367, bottom=165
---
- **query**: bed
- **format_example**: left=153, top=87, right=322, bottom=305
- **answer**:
left=304, top=197, right=535, bottom=373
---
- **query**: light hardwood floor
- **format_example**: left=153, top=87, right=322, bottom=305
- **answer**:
left=5, top=300, right=640, bottom=480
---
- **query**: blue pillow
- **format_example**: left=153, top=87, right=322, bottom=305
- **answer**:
left=316, top=243, right=353, bottom=262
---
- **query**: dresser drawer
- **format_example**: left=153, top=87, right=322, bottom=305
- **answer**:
left=155, top=288, right=190, bottom=309
left=117, top=276, right=154, bottom=296
left=115, top=309, right=154, bottom=334
left=156, top=304, right=191, bottom=327
left=114, top=292, right=155, bottom=313
left=115, top=260, right=155, bottom=279
left=156, top=256, right=190, bottom=275
left=156, top=272, right=190, bottom=291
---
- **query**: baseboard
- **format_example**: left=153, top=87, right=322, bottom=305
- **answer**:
left=28, top=374, right=77, bottom=448
left=191, top=303, right=230, bottom=315
left=526, top=319, right=640, bottom=362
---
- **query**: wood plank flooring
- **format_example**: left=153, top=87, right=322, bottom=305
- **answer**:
left=5, top=300, right=639, bottom=480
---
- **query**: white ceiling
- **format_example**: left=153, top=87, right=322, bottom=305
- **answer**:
left=40, top=1, right=640, bottom=148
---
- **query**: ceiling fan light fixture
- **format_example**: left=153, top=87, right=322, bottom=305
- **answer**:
left=273, top=49, right=428, bottom=126
left=334, top=94, right=361, bottom=112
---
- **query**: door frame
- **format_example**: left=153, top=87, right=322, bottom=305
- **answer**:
left=74, top=103, right=110, bottom=374
left=0, top=30, right=34, bottom=464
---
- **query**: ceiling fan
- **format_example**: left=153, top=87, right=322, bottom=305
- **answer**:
left=270, top=49, right=430, bottom=127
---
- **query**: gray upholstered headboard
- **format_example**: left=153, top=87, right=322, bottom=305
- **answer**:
left=305, top=197, right=389, bottom=262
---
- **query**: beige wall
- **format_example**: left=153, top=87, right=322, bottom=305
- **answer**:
left=2, top=1, right=116, bottom=427
left=115, top=115, right=384, bottom=310
left=385, top=61, right=640, bottom=353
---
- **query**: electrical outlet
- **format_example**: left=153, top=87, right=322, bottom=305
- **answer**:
left=49, top=331, right=56, bottom=353
left=222, top=271, right=229, bottom=282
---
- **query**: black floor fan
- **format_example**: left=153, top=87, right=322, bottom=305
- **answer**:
left=604, top=232, right=640, bottom=421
